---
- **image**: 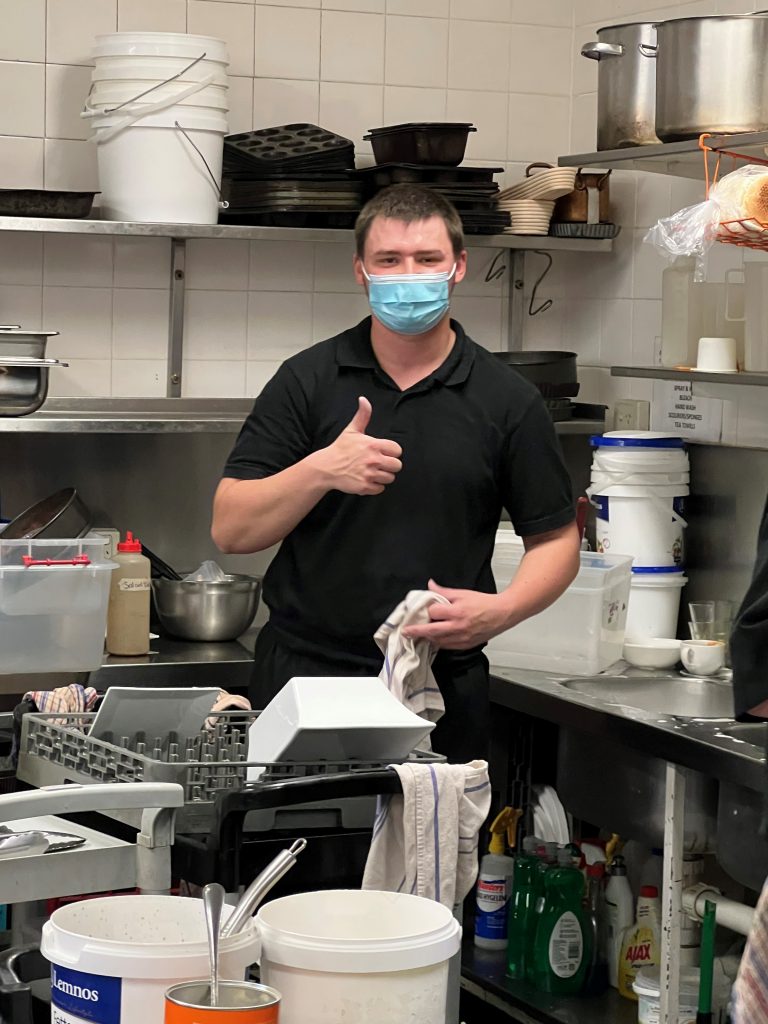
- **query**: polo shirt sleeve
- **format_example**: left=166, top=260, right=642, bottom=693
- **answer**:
left=222, top=364, right=312, bottom=481
left=500, top=394, right=576, bottom=537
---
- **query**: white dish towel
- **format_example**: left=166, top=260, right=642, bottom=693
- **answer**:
left=375, top=589, right=449, bottom=729
left=362, top=760, right=492, bottom=909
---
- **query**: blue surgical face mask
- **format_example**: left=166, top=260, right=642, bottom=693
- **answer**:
left=362, top=264, right=456, bottom=336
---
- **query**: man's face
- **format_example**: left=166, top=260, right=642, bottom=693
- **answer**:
left=353, top=215, right=467, bottom=286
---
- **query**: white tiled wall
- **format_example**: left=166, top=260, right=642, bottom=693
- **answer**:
left=0, top=0, right=574, bottom=398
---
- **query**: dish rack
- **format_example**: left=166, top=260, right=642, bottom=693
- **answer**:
left=18, top=710, right=441, bottom=835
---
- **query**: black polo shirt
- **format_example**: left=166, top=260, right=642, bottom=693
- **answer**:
left=223, top=317, right=575, bottom=660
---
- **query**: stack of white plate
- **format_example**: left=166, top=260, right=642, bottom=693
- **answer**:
left=500, top=165, right=577, bottom=202
left=497, top=198, right=555, bottom=235
left=531, top=784, right=570, bottom=844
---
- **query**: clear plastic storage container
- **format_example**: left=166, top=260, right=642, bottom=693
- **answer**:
left=486, top=545, right=632, bottom=676
left=0, top=535, right=116, bottom=673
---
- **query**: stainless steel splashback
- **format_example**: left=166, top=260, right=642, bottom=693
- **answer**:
left=0, top=432, right=274, bottom=581
left=686, top=444, right=768, bottom=610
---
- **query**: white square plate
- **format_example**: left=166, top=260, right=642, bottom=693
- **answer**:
left=246, top=676, right=434, bottom=780
left=89, top=687, right=220, bottom=746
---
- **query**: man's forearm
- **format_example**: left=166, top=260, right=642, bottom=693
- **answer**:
left=212, top=456, right=331, bottom=554
left=496, top=526, right=580, bottom=630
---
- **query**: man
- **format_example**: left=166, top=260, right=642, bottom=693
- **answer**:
left=212, top=184, right=580, bottom=762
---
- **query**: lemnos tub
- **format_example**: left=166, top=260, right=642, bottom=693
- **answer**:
left=42, top=896, right=258, bottom=1024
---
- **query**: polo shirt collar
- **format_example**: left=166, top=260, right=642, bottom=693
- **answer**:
left=336, top=316, right=475, bottom=387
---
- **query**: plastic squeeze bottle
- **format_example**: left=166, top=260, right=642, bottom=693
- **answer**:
left=507, top=836, right=545, bottom=980
left=604, top=854, right=634, bottom=989
left=529, top=849, right=591, bottom=995
left=106, top=531, right=151, bottom=656
left=583, top=863, right=609, bottom=996
left=617, top=885, right=661, bottom=1000
left=474, top=807, right=520, bottom=949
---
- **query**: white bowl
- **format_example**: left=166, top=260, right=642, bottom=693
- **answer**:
left=623, top=638, right=681, bottom=670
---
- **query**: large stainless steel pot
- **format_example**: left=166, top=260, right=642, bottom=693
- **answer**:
left=647, top=15, right=768, bottom=141
left=581, top=22, right=659, bottom=150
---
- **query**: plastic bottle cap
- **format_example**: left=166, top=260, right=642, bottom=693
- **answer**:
left=640, top=885, right=659, bottom=898
left=118, top=530, right=142, bottom=552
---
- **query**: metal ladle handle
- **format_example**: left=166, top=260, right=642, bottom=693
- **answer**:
left=220, top=838, right=307, bottom=938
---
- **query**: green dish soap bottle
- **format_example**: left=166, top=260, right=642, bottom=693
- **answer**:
left=506, top=835, right=544, bottom=981
left=530, top=849, right=591, bottom=995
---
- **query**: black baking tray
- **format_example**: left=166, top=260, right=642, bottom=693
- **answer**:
left=225, top=124, right=355, bottom=167
left=0, top=189, right=98, bottom=218
left=219, top=211, right=360, bottom=228
left=353, top=163, right=503, bottom=186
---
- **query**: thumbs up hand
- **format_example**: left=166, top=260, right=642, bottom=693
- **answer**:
left=313, top=396, right=403, bottom=496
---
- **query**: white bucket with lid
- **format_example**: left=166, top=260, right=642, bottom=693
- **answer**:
left=93, top=31, right=229, bottom=63
left=41, top=895, right=259, bottom=1024
left=625, top=567, right=688, bottom=640
left=256, top=889, right=461, bottom=1024
left=633, top=966, right=699, bottom=1023
left=589, top=431, right=689, bottom=568
left=88, top=80, right=229, bottom=112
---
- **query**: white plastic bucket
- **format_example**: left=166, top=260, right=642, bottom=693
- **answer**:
left=589, top=432, right=689, bottom=568
left=41, top=895, right=259, bottom=1024
left=625, top=568, right=688, bottom=640
left=634, top=966, right=699, bottom=1023
left=93, top=31, right=229, bottom=63
left=92, top=58, right=229, bottom=86
left=91, top=109, right=226, bottom=223
left=256, top=889, right=461, bottom=1024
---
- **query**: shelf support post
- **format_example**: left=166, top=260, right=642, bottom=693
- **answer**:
left=505, top=250, right=525, bottom=352
left=660, top=761, right=685, bottom=1024
left=167, top=238, right=186, bottom=398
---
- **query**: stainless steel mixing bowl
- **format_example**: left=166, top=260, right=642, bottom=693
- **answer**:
left=152, top=575, right=262, bottom=642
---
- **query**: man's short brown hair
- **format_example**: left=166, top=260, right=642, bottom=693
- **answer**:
left=354, top=184, right=465, bottom=259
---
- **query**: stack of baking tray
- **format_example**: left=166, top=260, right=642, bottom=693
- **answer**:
left=352, top=163, right=510, bottom=235
left=221, top=123, right=362, bottom=227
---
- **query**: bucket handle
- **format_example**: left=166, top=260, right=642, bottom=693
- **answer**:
left=81, top=51, right=209, bottom=119
left=82, top=72, right=216, bottom=141
left=586, top=483, right=688, bottom=527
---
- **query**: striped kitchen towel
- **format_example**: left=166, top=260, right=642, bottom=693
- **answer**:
left=733, top=876, right=768, bottom=1023
left=23, top=684, right=99, bottom=726
left=362, top=759, right=491, bottom=909
left=375, top=590, right=449, bottom=729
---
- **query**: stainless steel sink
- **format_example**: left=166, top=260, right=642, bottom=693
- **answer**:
left=716, top=723, right=768, bottom=889
left=560, top=675, right=735, bottom=719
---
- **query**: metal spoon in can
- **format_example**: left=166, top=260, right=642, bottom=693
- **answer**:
left=203, top=882, right=225, bottom=1007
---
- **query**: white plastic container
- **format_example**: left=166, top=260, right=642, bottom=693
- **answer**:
left=256, top=889, right=461, bottom=1024
left=589, top=432, right=689, bottom=568
left=633, top=966, right=699, bottom=1024
left=91, top=58, right=229, bottom=86
left=0, top=535, right=115, bottom=673
left=42, top=895, right=258, bottom=1024
left=90, top=108, right=227, bottom=223
left=487, top=547, right=633, bottom=676
left=625, top=568, right=688, bottom=640
left=88, top=80, right=230, bottom=112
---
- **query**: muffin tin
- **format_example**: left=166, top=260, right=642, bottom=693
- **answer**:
left=224, top=124, right=355, bottom=170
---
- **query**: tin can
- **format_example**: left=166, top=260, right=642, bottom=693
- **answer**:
left=165, top=980, right=280, bottom=1023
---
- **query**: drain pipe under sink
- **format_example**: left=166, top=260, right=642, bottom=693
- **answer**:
left=683, top=883, right=755, bottom=936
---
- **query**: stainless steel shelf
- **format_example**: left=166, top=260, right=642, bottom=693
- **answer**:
left=612, top=365, right=768, bottom=387
left=0, top=398, right=254, bottom=433
left=559, top=129, right=768, bottom=180
left=0, top=400, right=605, bottom=434
left=0, top=215, right=613, bottom=251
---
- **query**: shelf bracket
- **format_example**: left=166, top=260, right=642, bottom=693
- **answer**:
left=167, top=238, right=186, bottom=398
left=660, top=762, right=685, bottom=1024
left=505, top=250, right=525, bottom=352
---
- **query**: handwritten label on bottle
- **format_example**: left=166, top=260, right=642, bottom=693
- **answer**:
left=118, top=578, right=150, bottom=592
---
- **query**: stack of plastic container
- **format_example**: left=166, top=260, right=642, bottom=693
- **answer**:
left=587, top=431, right=690, bottom=640
left=82, top=31, right=230, bottom=223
